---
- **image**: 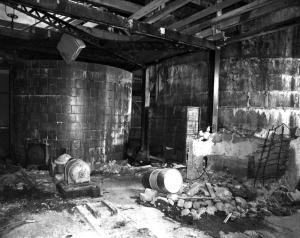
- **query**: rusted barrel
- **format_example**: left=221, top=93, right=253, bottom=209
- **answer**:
left=142, top=168, right=183, bottom=193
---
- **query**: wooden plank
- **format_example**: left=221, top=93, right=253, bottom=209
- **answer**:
left=85, top=0, right=141, bottom=14
left=6, top=0, right=215, bottom=49
left=130, top=0, right=170, bottom=20
left=191, top=0, right=214, bottom=8
left=222, top=11, right=300, bottom=45
left=75, top=205, right=107, bottom=237
left=182, top=0, right=274, bottom=35
left=168, top=0, right=243, bottom=30
left=145, top=0, right=192, bottom=24
left=205, top=182, right=216, bottom=198
left=196, top=0, right=299, bottom=38
left=212, top=49, right=220, bottom=133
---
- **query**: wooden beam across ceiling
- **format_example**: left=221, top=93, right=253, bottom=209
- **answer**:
left=168, top=0, right=244, bottom=30
left=222, top=10, right=300, bottom=45
left=196, top=0, right=300, bottom=38
left=130, top=0, right=170, bottom=20
left=181, top=0, right=275, bottom=35
left=84, top=0, right=141, bottom=14
left=145, top=0, right=193, bottom=24
left=4, top=0, right=215, bottom=49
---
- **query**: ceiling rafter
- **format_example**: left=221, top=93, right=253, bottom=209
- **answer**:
left=130, top=0, right=170, bottom=20
left=168, top=0, right=244, bottom=30
left=2, top=1, right=143, bottom=68
left=221, top=11, right=300, bottom=45
left=181, top=0, right=276, bottom=35
left=197, top=0, right=300, bottom=39
left=82, top=0, right=141, bottom=14
left=145, top=0, right=193, bottom=24
left=2, top=0, right=214, bottom=49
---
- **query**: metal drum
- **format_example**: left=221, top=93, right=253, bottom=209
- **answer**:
left=143, top=168, right=183, bottom=193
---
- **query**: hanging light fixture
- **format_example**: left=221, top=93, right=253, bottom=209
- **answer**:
left=5, top=5, right=18, bottom=29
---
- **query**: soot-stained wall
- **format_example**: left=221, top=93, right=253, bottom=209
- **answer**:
left=147, top=52, right=211, bottom=162
left=219, top=25, right=300, bottom=133
left=11, top=60, right=132, bottom=166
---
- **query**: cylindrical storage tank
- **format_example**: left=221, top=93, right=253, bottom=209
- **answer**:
left=142, top=168, right=183, bottom=193
left=11, top=60, right=132, bottom=166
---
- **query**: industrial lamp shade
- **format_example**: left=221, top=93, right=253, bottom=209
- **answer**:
left=57, top=33, right=86, bottom=64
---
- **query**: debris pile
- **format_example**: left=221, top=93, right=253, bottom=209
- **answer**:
left=94, top=160, right=133, bottom=175
left=139, top=171, right=300, bottom=223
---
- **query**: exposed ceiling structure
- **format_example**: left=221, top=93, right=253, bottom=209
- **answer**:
left=0, top=0, right=299, bottom=71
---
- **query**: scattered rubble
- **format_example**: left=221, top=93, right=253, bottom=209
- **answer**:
left=138, top=171, right=300, bottom=229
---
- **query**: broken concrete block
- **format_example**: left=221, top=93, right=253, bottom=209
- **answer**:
left=140, top=188, right=158, bottom=202
left=260, top=207, right=272, bottom=216
left=177, top=199, right=185, bottom=207
left=181, top=208, right=190, bottom=216
left=184, top=201, right=193, bottom=209
left=224, top=203, right=235, bottom=214
left=167, top=193, right=179, bottom=201
left=193, top=201, right=202, bottom=209
left=168, top=199, right=175, bottom=206
left=199, top=187, right=210, bottom=196
left=214, top=187, right=232, bottom=201
left=244, top=230, right=260, bottom=238
left=198, top=207, right=207, bottom=216
left=215, top=202, right=225, bottom=211
left=235, top=197, right=247, bottom=208
left=204, top=200, right=213, bottom=207
left=249, top=207, right=257, bottom=214
left=191, top=209, right=201, bottom=220
left=187, top=182, right=204, bottom=196
left=206, top=205, right=217, bottom=215
left=288, top=189, right=300, bottom=202
left=248, top=201, right=257, bottom=208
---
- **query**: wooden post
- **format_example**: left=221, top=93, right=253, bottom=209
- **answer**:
left=140, top=69, right=150, bottom=160
left=212, top=48, right=220, bottom=132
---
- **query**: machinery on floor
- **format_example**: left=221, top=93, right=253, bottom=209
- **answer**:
left=51, top=154, right=101, bottom=198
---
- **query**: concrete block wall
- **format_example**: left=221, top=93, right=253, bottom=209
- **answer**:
left=11, top=60, right=132, bottom=166
left=219, top=25, right=300, bottom=133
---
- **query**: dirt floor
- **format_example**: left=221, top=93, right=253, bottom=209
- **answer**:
left=1, top=173, right=300, bottom=238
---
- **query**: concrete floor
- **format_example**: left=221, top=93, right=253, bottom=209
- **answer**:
left=1, top=174, right=300, bottom=238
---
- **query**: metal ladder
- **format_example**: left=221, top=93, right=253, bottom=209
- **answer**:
left=254, top=124, right=290, bottom=186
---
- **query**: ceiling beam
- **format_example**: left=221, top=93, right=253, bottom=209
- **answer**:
left=181, top=0, right=275, bottom=35
left=191, top=0, right=214, bottom=8
left=145, top=0, right=192, bottom=24
left=168, top=0, right=244, bottom=30
left=130, top=0, right=170, bottom=20
left=197, top=0, right=299, bottom=38
left=77, top=26, right=130, bottom=41
left=84, top=0, right=141, bottom=14
left=222, top=12, right=300, bottom=45
left=4, top=0, right=215, bottom=49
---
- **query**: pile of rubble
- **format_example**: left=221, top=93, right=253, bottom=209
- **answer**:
left=94, top=160, right=134, bottom=175
left=139, top=171, right=299, bottom=223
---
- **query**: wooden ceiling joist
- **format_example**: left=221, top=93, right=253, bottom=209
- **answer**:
left=4, top=0, right=214, bottom=49
left=168, top=0, right=244, bottom=30
left=197, top=0, right=300, bottom=38
left=223, top=11, right=300, bottom=45
left=84, top=0, right=141, bottom=14
left=181, top=0, right=276, bottom=35
left=130, top=0, right=170, bottom=20
left=145, top=0, right=192, bottom=24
